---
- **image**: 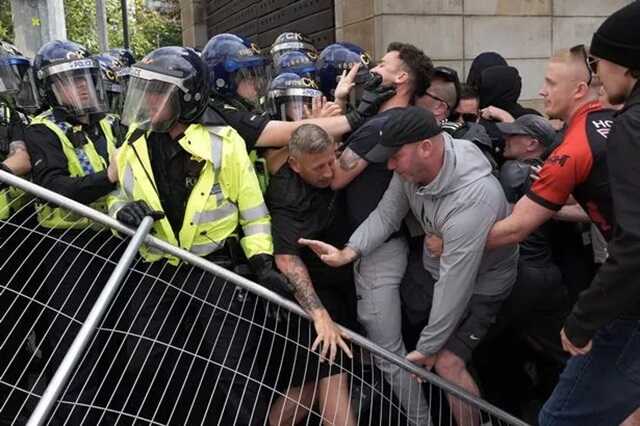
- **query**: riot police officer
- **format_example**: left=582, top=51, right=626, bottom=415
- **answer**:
left=0, top=40, right=37, bottom=218
left=202, top=34, right=393, bottom=174
left=26, top=39, right=120, bottom=229
left=93, top=53, right=125, bottom=115
left=109, top=46, right=292, bottom=424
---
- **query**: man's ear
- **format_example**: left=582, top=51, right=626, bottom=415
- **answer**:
left=417, top=139, right=432, bottom=157
left=288, top=155, right=301, bottom=174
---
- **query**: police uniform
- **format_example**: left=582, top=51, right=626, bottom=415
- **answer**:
left=0, top=103, right=30, bottom=219
left=26, top=108, right=118, bottom=228
left=107, top=117, right=273, bottom=424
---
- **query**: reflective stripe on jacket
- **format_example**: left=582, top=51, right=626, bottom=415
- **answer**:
left=108, top=123, right=273, bottom=264
left=30, top=110, right=116, bottom=228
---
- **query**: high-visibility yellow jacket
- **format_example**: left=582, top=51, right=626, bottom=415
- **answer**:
left=107, top=123, right=273, bottom=265
left=30, top=110, right=117, bottom=228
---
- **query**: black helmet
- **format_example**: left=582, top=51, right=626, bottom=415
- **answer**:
left=121, top=46, right=208, bottom=132
left=33, top=40, right=107, bottom=115
left=0, top=40, right=40, bottom=112
left=266, top=72, right=322, bottom=121
left=93, top=53, right=125, bottom=113
left=270, top=32, right=317, bottom=63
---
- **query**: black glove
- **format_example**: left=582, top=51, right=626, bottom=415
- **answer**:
left=116, top=200, right=164, bottom=227
left=345, top=73, right=397, bottom=130
left=248, top=254, right=295, bottom=299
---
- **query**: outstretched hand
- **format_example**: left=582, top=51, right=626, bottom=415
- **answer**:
left=298, top=238, right=358, bottom=267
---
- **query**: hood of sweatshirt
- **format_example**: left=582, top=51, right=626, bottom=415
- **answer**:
left=416, top=133, right=492, bottom=198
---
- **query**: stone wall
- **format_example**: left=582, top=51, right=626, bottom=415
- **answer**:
left=334, top=0, right=633, bottom=102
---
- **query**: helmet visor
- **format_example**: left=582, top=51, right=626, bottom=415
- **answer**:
left=278, top=88, right=322, bottom=121
left=15, top=68, right=40, bottom=112
left=45, top=60, right=107, bottom=114
left=0, top=57, right=29, bottom=94
left=233, top=64, right=272, bottom=104
left=121, top=74, right=181, bottom=133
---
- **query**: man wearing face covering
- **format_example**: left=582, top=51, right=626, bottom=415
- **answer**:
left=466, top=51, right=508, bottom=90
left=477, top=65, right=542, bottom=164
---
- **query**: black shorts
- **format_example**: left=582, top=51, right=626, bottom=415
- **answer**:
left=444, top=292, right=510, bottom=362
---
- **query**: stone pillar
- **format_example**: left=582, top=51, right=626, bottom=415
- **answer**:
left=96, top=0, right=109, bottom=52
left=180, top=0, right=208, bottom=49
left=11, top=0, right=66, bottom=58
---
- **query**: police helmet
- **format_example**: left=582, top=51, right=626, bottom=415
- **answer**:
left=0, top=40, right=40, bottom=112
left=33, top=40, right=107, bottom=115
left=121, top=46, right=208, bottom=132
left=93, top=53, right=125, bottom=114
left=266, top=72, right=322, bottom=121
left=270, top=32, right=317, bottom=63
left=274, top=50, right=317, bottom=81
left=316, top=42, right=371, bottom=101
left=201, top=33, right=270, bottom=101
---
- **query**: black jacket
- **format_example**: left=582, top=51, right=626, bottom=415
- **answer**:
left=25, top=108, right=116, bottom=204
left=565, top=81, right=640, bottom=346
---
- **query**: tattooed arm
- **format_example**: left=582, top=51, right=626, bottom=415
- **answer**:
left=331, top=147, right=368, bottom=190
left=3, top=141, right=31, bottom=176
left=275, top=254, right=353, bottom=361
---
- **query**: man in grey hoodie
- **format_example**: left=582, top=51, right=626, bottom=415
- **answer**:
left=300, top=106, right=518, bottom=425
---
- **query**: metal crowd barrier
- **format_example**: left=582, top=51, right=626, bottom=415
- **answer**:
left=0, top=170, right=530, bottom=426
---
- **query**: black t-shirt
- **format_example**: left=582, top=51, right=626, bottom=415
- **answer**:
left=148, top=132, right=204, bottom=236
left=343, top=109, right=397, bottom=229
left=499, top=158, right=554, bottom=265
left=266, top=164, right=353, bottom=288
left=208, top=98, right=270, bottom=151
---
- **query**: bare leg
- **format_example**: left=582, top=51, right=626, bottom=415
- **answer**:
left=621, top=407, right=640, bottom=426
left=269, top=383, right=316, bottom=426
left=435, top=350, right=480, bottom=426
left=318, top=373, right=356, bottom=426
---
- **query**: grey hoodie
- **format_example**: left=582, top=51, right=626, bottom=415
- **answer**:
left=348, top=133, right=518, bottom=356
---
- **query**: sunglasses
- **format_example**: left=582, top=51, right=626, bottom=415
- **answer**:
left=450, top=111, right=478, bottom=123
left=424, top=91, right=450, bottom=109
left=570, top=44, right=599, bottom=86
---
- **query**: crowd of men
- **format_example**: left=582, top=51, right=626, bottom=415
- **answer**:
left=1, top=1, right=640, bottom=425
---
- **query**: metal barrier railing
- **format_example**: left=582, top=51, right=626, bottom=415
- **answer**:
left=0, top=170, right=530, bottom=426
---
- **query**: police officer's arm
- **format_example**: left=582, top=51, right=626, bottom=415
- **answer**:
left=25, top=126, right=116, bottom=204
left=255, top=116, right=352, bottom=148
left=3, top=141, right=31, bottom=176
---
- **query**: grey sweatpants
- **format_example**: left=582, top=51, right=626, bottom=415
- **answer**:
left=354, top=237, right=431, bottom=425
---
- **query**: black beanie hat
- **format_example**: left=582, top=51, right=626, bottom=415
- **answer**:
left=590, top=1, right=640, bottom=70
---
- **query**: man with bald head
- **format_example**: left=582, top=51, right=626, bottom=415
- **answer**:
left=487, top=47, right=615, bottom=249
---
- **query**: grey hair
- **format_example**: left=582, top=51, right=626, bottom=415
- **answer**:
left=288, top=124, right=333, bottom=157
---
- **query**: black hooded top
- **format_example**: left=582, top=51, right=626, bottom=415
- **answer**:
left=466, top=51, right=507, bottom=89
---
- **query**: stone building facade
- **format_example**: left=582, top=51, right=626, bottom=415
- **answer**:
left=181, top=0, right=633, bottom=105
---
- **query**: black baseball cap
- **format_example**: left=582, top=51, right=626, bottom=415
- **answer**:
left=364, top=106, right=442, bottom=163
left=496, top=114, right=556, bottom=147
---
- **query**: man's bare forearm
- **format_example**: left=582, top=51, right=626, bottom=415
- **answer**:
left=275, top=254, right=324, bottom=312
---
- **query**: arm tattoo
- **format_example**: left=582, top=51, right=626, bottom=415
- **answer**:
left=278, top=254, right=324, bottom=312
left=339, top=147, right=362, bottom=171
